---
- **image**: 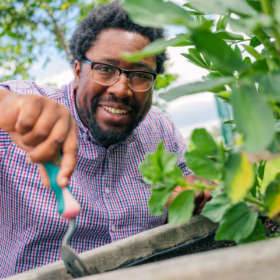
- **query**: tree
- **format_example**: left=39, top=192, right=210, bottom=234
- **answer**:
left=123, top=0, right=280, bottom=244
left=0, top=0, right=111, bottom=81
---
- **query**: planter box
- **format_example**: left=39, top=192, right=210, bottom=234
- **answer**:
left=7, top=215, right=218, bottom=279
left=8, top=215, right=280, bottom=280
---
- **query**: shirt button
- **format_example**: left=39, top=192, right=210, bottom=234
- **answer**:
left=105, top=188, right=110, bottom=194
left=83, top=132, right=87, bottom=139
left=112, top=225, right=115, bottom=232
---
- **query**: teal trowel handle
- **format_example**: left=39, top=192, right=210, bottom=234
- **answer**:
left=43, top=159, right=81, bottom=219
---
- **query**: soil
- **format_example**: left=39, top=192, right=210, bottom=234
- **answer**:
left=122, top=217, right=280, bottom=269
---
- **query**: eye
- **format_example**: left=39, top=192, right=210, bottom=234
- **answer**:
left=97, top=66, right=114, bottom=73
left=132, top=72, right=150, bottom=79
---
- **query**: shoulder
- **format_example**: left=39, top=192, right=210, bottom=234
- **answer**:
left=0, top=80, right=67, bottom=103
left=140, top=106, right=175, bottom=134
left=136, top=106, right=178, bottom=153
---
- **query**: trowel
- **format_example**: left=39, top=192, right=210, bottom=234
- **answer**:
left=43, top=157, right=99, bottom=278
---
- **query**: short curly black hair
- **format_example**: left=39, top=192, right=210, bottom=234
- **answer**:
left=69, top=1, right=167, bottom=74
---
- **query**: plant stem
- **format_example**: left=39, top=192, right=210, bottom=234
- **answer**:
left=185, top=182, right=216, bottom=191
left=244, top=195, right=266, bottom=209
left=260, top=0, right=273, bottom=15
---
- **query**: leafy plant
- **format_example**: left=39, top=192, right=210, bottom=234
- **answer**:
left=123, top=0, right=280, bottom=243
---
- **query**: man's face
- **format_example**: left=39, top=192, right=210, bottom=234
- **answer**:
left=74, top=28, right=156, bottom=147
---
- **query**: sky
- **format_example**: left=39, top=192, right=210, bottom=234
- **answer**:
left=17, top=0, right=222, bottom=140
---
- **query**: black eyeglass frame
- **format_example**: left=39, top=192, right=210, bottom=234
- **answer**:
left=83, top=58, right=157, bottom=91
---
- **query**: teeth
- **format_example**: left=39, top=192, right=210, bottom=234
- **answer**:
left=103, top=106, right=128, bottom=115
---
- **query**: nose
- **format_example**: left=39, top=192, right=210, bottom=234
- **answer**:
left=107, top=73, right=133, bottom=99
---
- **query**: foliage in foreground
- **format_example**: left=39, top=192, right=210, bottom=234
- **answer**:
left=123, top=0, right=280, bottom=244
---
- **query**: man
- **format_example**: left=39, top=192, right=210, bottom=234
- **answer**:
left=0, top=2, right=211, bottom=278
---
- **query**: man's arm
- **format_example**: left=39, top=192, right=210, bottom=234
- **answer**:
left=0, top=88, right=78, bottom=188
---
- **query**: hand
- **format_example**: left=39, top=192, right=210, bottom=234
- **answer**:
left=165, top=174, right=215, bottom=214
left=0, top=93, right=78, bottom=188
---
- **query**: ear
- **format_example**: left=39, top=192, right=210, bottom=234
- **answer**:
left=73, top=60, right=81, bottom=90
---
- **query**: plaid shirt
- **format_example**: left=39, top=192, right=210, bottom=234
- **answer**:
left=0, top=80, right=190, bottom=278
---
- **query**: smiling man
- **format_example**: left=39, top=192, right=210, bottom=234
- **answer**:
left=0, top=2, right=211, bottom=278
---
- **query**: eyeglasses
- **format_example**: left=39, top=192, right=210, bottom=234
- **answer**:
left=83, top=58, right=157, bottom=92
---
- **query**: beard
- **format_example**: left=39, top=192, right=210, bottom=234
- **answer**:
left=77, top=95, right=142, bottom=147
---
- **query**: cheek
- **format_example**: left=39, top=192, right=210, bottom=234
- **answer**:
left=136, top=91, right=153, bottom=117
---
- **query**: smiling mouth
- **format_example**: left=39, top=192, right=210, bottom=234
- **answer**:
left=102, top=106, right=129, bottom=116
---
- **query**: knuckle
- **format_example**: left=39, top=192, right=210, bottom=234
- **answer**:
left=52, top=136, right=66, bottom=148
left=34, top=131, right=48, bottom=141
left=17, top=120, right=33, bottom=132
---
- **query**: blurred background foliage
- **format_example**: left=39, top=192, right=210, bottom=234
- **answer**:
left=0, top=0, right=112, bottom=81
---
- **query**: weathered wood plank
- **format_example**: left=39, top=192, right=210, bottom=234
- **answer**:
left=7, top=215, right=217, bottom=280
left=83, top=237, right=280, bottom=280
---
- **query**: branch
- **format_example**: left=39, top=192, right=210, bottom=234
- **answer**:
left=45, top=8, right=72, bottom=62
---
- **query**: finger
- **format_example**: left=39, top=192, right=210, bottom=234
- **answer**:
left=38, top=164, right=51, bottom=189
left=27, top=116, right=71, bottom=163
left=0, top=94, right=21, bottom=131
left=9, top=132, right=34, bottom=152
left=196, top=191, right=212, bottom=214
left=21, top=104, right=60, bottom=146
left=15, top=98, right=43, bottom=135
left=57, top=119, right=78, bottom=188
left=194, top=192, right=204, bottom=206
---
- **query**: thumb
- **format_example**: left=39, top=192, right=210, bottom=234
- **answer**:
left=38, top=164, right=51, bottom=189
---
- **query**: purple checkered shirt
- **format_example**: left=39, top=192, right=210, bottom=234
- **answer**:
left=0, top=80, right=190, bottom=278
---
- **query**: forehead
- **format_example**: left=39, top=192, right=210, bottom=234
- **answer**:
left=85, top=28, right=156, bottom=70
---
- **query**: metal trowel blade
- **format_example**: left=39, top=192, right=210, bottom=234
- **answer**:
left=60, top=245, right=98, bottom=278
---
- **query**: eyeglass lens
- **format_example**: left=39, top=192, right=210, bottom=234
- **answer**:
left=92, top=63, right=153, bottom=91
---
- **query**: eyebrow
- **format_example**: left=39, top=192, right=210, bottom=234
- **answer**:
left=100, top=58, right=156, bottom=72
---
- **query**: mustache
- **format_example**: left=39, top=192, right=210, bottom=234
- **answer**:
left=90, top=96, right=138, bottom=112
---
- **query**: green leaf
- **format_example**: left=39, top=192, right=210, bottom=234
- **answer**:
left=122, top=34, right=192, bottom=62
left=250, top=37, right=262, bottom=48
left=215, top=202, right=258, bottom=242
left=149, top=186, right=175, bottom=215
left=274, top=0, right=280, bottom=24
left=221, top=14, right=230, bottom=30
left=188, top=48, right=208, bottom=68
left=159, top=77, right=235, bottom=102
left=187, top=0, right=257, bottom=16
left=229, top=15, right=273, bottom=36
left=223, top=120, right=234, bottom=124
left=243, top=45, right=264, bottom=60
left=263, top=178, right=280, bottom=218
left=225, top=153, right=254, bottom=204
left=139, top=142, right=178, bottom=185
left=246, top=0, right=262, bottom=12
left=215, top=30, right=244, bottom=41
left=191, top=128, right=218, bottom=157
left=124, top=0, right=195, bottom=28
left=234, top=45, right=242, bottom=61
left=191, top=31, right=248, bottom=73
left=231, top=85, right=274, bottom=152
left=181, top=53, right=209, bottom=69
left=237, top=219, right=267, bottom=245
left=139, top=142, right=186, bottom=187
left=201, top=193, right=231, bottom=222
left=216, top=16, right=223, bottom=31
left=184, top=150, right=222, bottom=180
left=217, top=90, right=232, bottom=100
left=168, top=190, right=195, bottom=224
left=202, top=72, right=222, bottom=80
left=244, top=57, right=252, bottom=65
left=251, top=71, right=280, bottom=102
